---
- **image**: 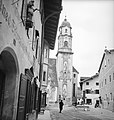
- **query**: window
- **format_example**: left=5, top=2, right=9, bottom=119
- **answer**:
left=96, top=82, right=99, bottom=86
left=95, top=90, right=99, bottom=94
left=65, top=29, right=67, bottom=33
left=64, top=41, right=68, bottom=47
left=74, top=74, right=76, bottom=78
left=85, top=89, right=91, bottom=94
left=110, top=93, right=112, bottom=100
left=35, top=30, right=39, bottom=58
left=105, top=79, right=106, bottom=85
left=105, top=94, right=107, bottom=100
left=44, top=48, right=48, bottom=58
left=113, top=73, right=114, bottom=80
left=43, top=71, right=46, bottom=81
left=86, top=82, right=89, bottom=85
left=109, top=75, right=111, bottom=82
left=104, top=59, right=106, bottom=67
left=73, top=84, right=75, bottom=97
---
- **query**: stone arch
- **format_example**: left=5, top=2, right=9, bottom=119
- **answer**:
left=0, top=47, right=19, bottom=120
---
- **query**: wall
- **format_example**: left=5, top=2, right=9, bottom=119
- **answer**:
left=99, top=51, right=114, bottom=111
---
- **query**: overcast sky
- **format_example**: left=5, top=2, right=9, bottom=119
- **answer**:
left=50, top=0, right=114, bottom=78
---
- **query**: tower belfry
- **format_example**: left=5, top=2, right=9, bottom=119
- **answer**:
left=56, top=17, right=73, bottom=105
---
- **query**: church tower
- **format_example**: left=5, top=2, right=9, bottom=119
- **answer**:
left=56, top=17, right=73, bottom=105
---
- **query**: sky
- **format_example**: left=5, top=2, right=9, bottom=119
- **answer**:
left=50, top=0, right=114, bottom=78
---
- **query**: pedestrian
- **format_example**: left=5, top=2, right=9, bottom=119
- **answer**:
left=59, top=100, right=64, bottom=113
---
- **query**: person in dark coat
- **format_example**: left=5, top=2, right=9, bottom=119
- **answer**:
left=59, top=100, right=64, bottom=113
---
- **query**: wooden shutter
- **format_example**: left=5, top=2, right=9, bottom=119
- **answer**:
left=16, top=73, right=27, bottom=120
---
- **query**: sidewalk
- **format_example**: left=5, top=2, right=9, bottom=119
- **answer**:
left=78, top=105, right=114, bottom=120
left=37, top=110, right=51, bottom=120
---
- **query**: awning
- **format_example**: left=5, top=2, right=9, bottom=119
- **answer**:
left=43, top=0, right=62, bottom=50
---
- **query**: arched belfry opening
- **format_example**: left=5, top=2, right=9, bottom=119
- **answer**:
left=0, top=47, right=19, bottom=120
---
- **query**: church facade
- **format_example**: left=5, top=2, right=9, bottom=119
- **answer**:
left=47, top=18, right=79, bottom=106
left=56, top=18, right=74, bottom=105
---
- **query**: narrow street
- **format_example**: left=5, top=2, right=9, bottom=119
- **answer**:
left=47, top=103, right=102, bottom=120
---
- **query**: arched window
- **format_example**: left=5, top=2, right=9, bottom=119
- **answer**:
left=64, top=41, right=68, bottom=47
left=65, top=29, right=67, bottom=33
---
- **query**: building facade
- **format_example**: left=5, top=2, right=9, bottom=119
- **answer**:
left=0, top=0, right=62, bottom=120
left=47, top=58, right=58, bottom=103
left=80, top=74, right=99, bottom=107
left=56, top=18, right=74, bottom=105
left=98, top=49, right=114, bottom=112
left=72, top=67, right=79, bottom=105
left=0, top=0, right=42, bottom=119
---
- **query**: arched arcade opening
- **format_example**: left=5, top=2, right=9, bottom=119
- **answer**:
left=0, top=48, right=19, bottom=120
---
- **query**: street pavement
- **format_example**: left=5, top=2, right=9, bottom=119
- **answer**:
left=37, top=103, right=114, bottom=120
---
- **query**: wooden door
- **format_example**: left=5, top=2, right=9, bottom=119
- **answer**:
left=16, top=73, right=27, bottom=120
left=0, top=70, right=5, bottom=119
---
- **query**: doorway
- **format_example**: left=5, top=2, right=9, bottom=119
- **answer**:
left=0, top=48, right=19, bottom=120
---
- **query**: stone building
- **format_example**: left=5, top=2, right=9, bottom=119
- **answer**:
left=72, top=67, right=79, bottom=105
left=98, top=49, right=114, bottom=112
left=56, top=17, right=74, bottom=105
left=47, top=58, right=58, bottom=103
left=47, top=18, right=79, bottom=106
left=80, top=74, right=99, bottom=107
left=0, top=0, right=62, bottom=120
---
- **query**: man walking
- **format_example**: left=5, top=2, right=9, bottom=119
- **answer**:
left=59, top=100, right=64, bottom=113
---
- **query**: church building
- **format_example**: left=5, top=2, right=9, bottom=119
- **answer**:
left=47, top=17, right=79, bottom=106
left=56, top=17, right=74, bottom=105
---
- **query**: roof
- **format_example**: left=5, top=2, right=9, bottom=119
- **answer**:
left=80, top=77, right=90, bottom=82
left=43, top=0, right=62, bottom=50
left=72, top=66, right=79, bottom=74
left=98, top=49, right=114, bottom=73
left=60, top=17, right=72, bottom=28
left=48, top=58, right=58, bottom=87
left=80, top=73, right=99, bottom=83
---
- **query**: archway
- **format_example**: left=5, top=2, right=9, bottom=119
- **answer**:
left=0, top=48, right=19, bottom=120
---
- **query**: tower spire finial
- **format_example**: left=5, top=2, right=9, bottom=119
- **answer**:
left=65, top=15, right=67, bottom=21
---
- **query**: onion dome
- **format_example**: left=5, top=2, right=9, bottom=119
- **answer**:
left=60, top=16, right=72, bottom=28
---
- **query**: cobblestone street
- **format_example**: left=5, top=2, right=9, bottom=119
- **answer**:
left=48, top=104, right=102, bottom=120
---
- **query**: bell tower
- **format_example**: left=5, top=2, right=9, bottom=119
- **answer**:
left=56, top=17, right=73, bottom=105
left=58, top=16, right=72, bottom=52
